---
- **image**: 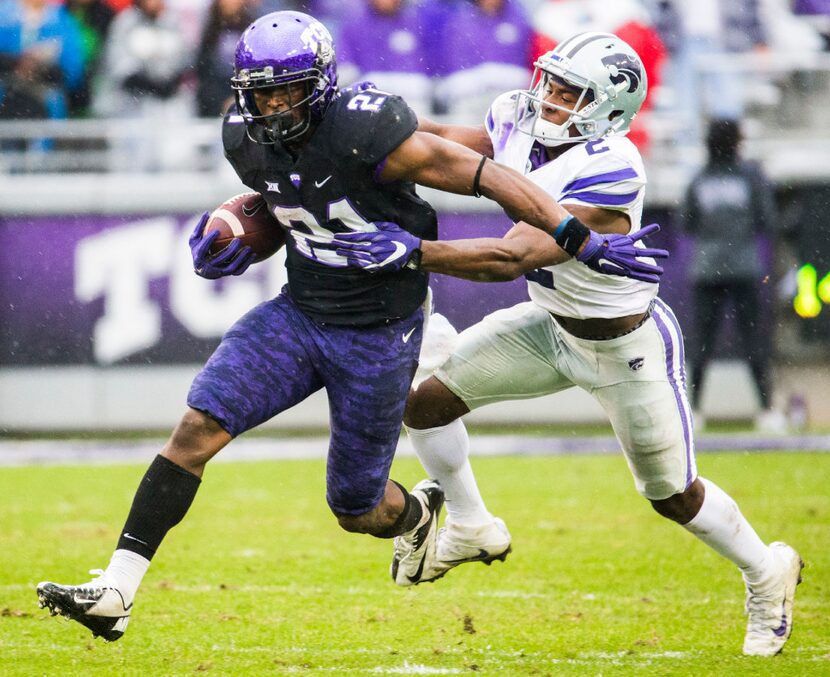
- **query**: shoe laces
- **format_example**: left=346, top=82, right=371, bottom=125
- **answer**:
left=434, top=526, right=450, bottom=557
left=72, top=569, right=108, bottom=597
left=393, top=537, right=411, bottom=562
left=744, top=586, right=780, bottom=627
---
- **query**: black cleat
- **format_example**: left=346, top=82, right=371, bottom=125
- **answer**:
left=37, top=573, right=131, bottom=641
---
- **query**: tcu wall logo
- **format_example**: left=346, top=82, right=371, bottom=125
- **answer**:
left=74, top=217, right=287, bottom=364
left=601, top=53, right=642, bottom=93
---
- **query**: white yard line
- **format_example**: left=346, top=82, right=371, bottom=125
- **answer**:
left=1, top=433, right=828, bottom=467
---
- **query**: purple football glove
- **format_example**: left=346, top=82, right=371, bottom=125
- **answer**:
left=576, top=223, right=668, bottom=284
left=331, top=221, right=422, bottom=272
left=189, top=212, right=256, bottom=280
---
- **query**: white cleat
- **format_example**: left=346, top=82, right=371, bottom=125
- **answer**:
left=417, top=517, right=512, bottom=585
left=37, top=570, right=131, bottom=641
left=390, top=479, right=444, bottom=587
left=743, top=542, right=804, bottom=656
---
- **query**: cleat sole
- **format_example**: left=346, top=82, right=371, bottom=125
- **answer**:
left=482, top=545, right=512, bottom=566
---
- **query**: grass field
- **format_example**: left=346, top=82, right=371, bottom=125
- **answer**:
left=2, top=450, right=828, bottom=675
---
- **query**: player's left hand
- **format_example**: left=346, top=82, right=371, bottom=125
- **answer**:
left=189, top=212, right=256, bottom=279
left=576, top=223, right=668, bottom=283
left=331, top=221, right=422, bottom=272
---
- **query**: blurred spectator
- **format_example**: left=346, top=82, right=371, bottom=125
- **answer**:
left=65, top=0, right=115, bottom=116
left=194, top=0, right=253, bottom=118
left=791, top=0, right=830, bottom=48
left=761, top=0, right=826, bottom=54
left=0, top=0, right=86, bottom=121
left=93, top=0, right=193, bottom=170
left=655, top=0, right=768, bottom=145
left=104, top=0, right=131, bottom=11
left=681, top=119, right=783, bottom=432
left=530, top=0, right=666, bottom=153
left=337, top=0, right=434, bottom=116
left=279, top=1, right=333, bottom=18
left=432, top=0, right=532, bottom=123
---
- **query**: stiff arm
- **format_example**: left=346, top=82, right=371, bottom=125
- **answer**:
left=377, top=125, right=646, bottom=281
left=379, top=130, right=573, bottom=253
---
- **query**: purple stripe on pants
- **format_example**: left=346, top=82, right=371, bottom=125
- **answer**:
left=652, top=299, right=695, bottom=489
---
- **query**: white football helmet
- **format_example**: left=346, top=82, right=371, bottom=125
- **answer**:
left=516, top=32, right=647, bottom=147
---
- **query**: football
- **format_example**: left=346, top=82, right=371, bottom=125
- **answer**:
left=204, top=192, right=285, bottom=262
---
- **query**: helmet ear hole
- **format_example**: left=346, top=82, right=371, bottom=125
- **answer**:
left=608, top=110, right=623, bottom=121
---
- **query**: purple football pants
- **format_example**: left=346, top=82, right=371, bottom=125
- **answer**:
left=188, top=292, right=423, bottom=515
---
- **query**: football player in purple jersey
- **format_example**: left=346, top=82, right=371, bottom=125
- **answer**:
left=35, top=11, right=666, bottom=642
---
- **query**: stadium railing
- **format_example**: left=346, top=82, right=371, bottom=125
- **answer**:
left=1, top=52, right=829, bottom=212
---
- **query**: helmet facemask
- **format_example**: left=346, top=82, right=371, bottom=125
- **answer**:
left=232, top=68, right=328, bottom=144
left=517, top=67, right=596, bottom=147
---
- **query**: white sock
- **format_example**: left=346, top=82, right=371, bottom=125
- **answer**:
left=406, top=419, right=492, bottom=526
left=682, top=478, right=773, bottom=587
left=105, top=549, right=150, bottom=607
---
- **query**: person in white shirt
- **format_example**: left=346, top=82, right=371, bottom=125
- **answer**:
left=331, top=31, right=802, bottom=657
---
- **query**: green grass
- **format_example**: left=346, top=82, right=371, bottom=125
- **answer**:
left=2, top=452, right=829, bottom=676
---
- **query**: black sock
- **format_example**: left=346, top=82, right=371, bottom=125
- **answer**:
left=116, top=454, right=201, bottom=560
left=374, top=480, right=424, bottom=539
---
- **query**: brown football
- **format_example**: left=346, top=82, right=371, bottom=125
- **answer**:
left=204, top=192, right=285, bottom=262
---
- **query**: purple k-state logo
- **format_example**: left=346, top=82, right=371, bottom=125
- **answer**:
left=628, top=356, right=645, bottom=371
left=601, top=53, right=642, bottom=93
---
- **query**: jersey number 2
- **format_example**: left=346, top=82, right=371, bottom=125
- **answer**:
left=347, top=94, right=387, bottom=112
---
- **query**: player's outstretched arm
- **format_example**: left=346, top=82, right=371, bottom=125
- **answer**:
left=416, top=223, right=565, bottom=281
left=334, top=221, right=562, bottom=281
left=334, top=220, right=667, bottom=283
left=380, top=130, right=568, bottom=236
left=416, top=117, right=494, bottom=158
left=375, top=132, right=668, bottom=282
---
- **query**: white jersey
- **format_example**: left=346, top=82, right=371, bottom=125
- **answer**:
left=486, top=91, right=658, bottom=319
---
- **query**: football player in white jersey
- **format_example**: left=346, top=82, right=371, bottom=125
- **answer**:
left=332, top=32, right=803, bottom=657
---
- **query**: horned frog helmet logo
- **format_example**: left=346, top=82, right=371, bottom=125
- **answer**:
left=301, top=20, right=333, bottom=62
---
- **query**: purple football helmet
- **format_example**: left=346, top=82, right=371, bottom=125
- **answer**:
left=231, top=11, right=338, bottom=144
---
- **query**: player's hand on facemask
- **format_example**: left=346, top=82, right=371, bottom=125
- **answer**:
left=189, top=212, right=256, bottom=280
left=576, top=222, right=668, bottom=284
left=331, top=221, right=422, bottom=272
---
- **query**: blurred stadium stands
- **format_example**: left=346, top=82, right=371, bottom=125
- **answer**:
left=1, top=52, right=830, bottom=207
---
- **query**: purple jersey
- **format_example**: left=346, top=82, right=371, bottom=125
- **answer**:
left=793, top=0, right=830, bottom=12
left=436, top=0, right=532, bottom=75
left=337, top=3, right=434, bottom=76
left=222, top=89, right=436, bottom=326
